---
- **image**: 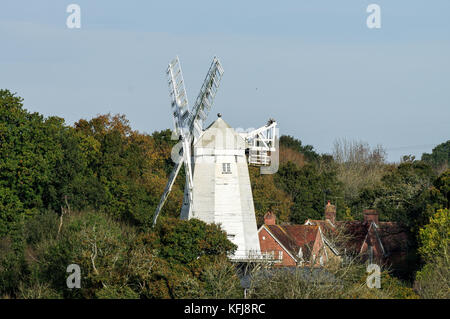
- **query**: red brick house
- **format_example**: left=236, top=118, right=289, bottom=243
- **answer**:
left=305, top=202, right=410, bottom=266
left=258, top=212, right=338, bottom=267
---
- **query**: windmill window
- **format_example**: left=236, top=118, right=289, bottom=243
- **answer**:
left=222, top=163, right=231, bottom=174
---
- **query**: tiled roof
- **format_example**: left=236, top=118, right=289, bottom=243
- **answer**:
left=376, top=222, right=410, bottom=254
left=306, top=219, right=409, bottom=256
left=266, top=224, right=319, bottom=259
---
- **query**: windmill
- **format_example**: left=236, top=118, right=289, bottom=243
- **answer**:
left=153, top=56, right=278, bottom=261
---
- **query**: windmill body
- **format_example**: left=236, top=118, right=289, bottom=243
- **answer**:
left=153, top=56, right=278, bottom=261
left=184, top=117, right=261, bottom=259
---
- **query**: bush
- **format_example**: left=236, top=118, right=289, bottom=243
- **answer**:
left=414, top=255, right=450, bottom=299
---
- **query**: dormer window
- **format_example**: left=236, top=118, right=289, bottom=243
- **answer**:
left=222, top=163, right=231, bottom=174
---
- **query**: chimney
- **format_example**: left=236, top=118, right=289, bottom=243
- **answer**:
left=363, top=209, right=379, bottom=225
left=264, top=211, right=276, bottom=225
left=324, top=201, right=336, bottom=224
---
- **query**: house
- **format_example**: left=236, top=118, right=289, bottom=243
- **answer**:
left=257, top=212, right=338, bottom=267
left=305, top=202, right=410, bottom=267
left=258, top=202, right=410, bottom=270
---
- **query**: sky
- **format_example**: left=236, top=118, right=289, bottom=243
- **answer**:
left=0, top=0, right=449, bottom=162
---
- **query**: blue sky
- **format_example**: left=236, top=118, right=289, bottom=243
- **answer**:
left=1, top=1, right=449, bottom=162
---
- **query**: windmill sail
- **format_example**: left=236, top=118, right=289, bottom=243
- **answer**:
left=189, top=57, right=224, bottom=142
left=151, top=159, right=183, bottom=226
left=152, top=56, right=224, bottom=226
left=167, top=56, right=190, bottom=137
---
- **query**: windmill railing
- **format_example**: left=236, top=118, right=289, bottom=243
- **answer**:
left=248, top=151, right=271, bottom=166
left=228, top=250, right=283, bottom=263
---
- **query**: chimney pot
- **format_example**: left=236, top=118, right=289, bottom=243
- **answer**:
left=264, top=211, right=276, bottom=225
left=324, top=201, right=336, bottom=224
left=363, top=209, right=379, bottom=225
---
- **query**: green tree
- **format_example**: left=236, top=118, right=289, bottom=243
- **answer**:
left=249, top=166, right=293, bottom=226
left=0, top=90, right=68, bottom=235
left=275, top=162, right=342, bottom=224
left=418, top=209, right=449, bottom=261
left=434, top=169, right=450, bottom=208
left=156, top=217, right=236, bottom=265
left=422, top=140, right=450, bottom=171
left=415, top=208, right=450, bottom=299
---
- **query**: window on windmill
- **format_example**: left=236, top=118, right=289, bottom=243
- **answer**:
left=222, top=163, right=231, bottom=174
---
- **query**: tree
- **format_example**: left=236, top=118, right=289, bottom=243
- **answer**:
left=434, top=169, right=450, bottom=208
left=332, top=139, right=388, bottom=207
left=0, top=90, right=69, bottom=235
left=352, top=160, right=436, bottom=226
left=246, top=256, right=418, bottom=299
left=156, top=217, right=236, bottom=265
left=414, top=208, right=450, bottom=299
left=249, top=166, right=293, bottom=226
left=418, top=209, right=449, bottom=262
left=8, top=210, right=241, bottom=299
left=422, top=140, right=450, bottom=173
left=414, top=254, right=449, bottom=299
left=280, top=135, right=319, bottom=163
left=275, top=162, right=342, bottom=224
left=74, top=114, right=183, bottom=226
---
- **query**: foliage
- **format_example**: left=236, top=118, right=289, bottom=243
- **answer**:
left=434, top=169, right=450, bottom=208
left=418, top=209, right=449, bottom=262
left=413, top=208, right=450, bottom=299
left=332, top=139, right=389, bottom=208
left=249, top=166, right=293, bottom=226
left=414, top=254, right=450, bottom=299
left=0, top=90, right=64, bottom=235
left=280, top=135, right=319, bottom=163
left=1, top=90, right=448, bottom=299
left=155, top=217, right=237, bottom=265
left=275, top=162, right=343, bottom=224
left=422, top=140, right=450, bottom=172
left=351, top=160, right=437, bottom=226
left=247, top=260, right=418, bottom=299
left=2, top=209, right=240, bottom=299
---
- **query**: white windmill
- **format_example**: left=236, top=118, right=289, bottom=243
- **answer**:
left=153, top=56, right=278, bottom=261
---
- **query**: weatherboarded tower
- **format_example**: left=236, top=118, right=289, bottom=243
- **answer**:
left=152, top=56, right=278, bottom=261
left=182, top=117, right=260, bottom=259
